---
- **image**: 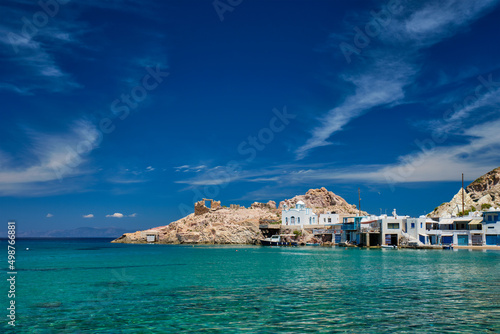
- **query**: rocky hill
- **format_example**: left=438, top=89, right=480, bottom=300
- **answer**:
left=112, top=187, right=363, bottom=244
left=429, top=167, right=500, bottom=217
left=466, top=167, right=500, bottom=204
left=112, top=206, right=279, bottom=244
left=279, top=187, right=366, bottom=215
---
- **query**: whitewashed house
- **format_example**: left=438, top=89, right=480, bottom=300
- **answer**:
left=483, top=208, right=500, bottom=245
left=282, top=201, right=318, bottom=227
left=319, top=212, right=339, bottom=225
left=378, top=210, right=408, bottom=246
left=405, top=217, right=430, bottom=245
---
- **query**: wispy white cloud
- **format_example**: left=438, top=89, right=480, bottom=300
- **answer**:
left=403, top=0, right=497, bottom=38
left=107, top=166, right=156, bottom=184
left=83, top=214, right=94, bottom=218
left=106, top=213, right=124, bottom=218
left=128, top=213, right=137, bottom=217
left=296, top=59, right=416, bottom=159
left=0, top=119, right=100, bottom=196
left=178, top=110, right=500, bottom=187
left=0, top=3, right=85, bottom=94
left=427, top=85, right=500, bottom=134
left=297, top=0, right=500, bottom=159
left=175, top=165, right=207, bottom=173
left=46, top=213, right=53, bottom=218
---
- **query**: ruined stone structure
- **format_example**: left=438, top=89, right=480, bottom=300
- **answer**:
left=230, top=204, right=241, bottom=209
left=194, top=198, right=222, bottom=216
left=194, top=200, right=210, bottom=216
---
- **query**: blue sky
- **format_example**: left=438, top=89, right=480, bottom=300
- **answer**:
left=1, top=0, right=500, bottom=233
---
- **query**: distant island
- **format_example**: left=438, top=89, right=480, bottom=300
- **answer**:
left=12, top=227, right=133, bottom=238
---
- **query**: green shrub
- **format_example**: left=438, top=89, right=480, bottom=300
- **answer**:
left=458, top=210, right=471, bottom=217
left=481, top=203, right=492, bottom=210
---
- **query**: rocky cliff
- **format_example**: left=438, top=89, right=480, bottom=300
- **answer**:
left=279, top=187, right=366, bottom=215
left=429, top=167, right=500, bottom=217
left=112, top=187, right=362, bottom=244
left=466, top=167, right=500, bottom=204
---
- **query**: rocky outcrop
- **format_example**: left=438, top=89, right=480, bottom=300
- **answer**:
left=279, top=187, right=366, bottom=215
left=250, top=200, right=277, bottom=210
left=430, top=188, right=475, bottom=217
left=466, top=167, right=500, bottom=204
left=112, top=187, right=365, bottom=244
left=112, top=207, right=279, bottom=244
left=429, top=167, right=500, bottom=217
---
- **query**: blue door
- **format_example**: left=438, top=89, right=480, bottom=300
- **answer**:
left=335, top=234, right=341, bottom=243
left=419, top=235, right=426, bottom=244
left=486, top=235, right=498, bottom=245
left=457, top=235, right=468, bottom=246
left=442, top=236, right=453, bottom=244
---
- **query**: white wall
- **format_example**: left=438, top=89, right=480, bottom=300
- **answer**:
left=319, top=213, right=339, bottom=225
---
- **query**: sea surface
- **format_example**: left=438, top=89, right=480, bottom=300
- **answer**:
left=1, top=238, right=499, bottom=333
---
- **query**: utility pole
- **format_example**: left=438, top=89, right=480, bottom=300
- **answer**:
left=358, top=187, right=361, bottom=217
left=462, top=173, right=465, bottom=216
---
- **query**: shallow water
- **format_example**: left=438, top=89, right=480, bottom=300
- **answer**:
left=1, top=239, right=499, bottom=333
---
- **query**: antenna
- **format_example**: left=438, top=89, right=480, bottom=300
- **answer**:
left=462, top=173, right=465, bottom=216
left=358, top=187, right=361, bottom=217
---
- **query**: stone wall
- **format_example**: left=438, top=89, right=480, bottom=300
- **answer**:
left=194, top=200, right=210, bottom=216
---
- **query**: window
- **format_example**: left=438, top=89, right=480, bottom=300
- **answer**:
left=328, top=218, right=332, bottom=223
left=420, top=223, right=423, bottom=228
left=285, top=217, right=288, bottom=224
left=324, top=218, right=326, bottom=222
left=298, top=217, right=300, bottom=224
left=411, top=223, right=415, bottom=228
left=387, top=223, right=400, bottom=229
left=309, top=217, right=312, bottom=224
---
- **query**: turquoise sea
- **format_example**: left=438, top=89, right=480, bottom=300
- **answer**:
left=1, top=238, right=499, bottom=333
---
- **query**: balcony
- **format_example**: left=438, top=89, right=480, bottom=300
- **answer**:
left=342, top=223, right=357, bottom=231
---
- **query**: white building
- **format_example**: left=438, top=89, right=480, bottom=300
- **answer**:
left=483, top=209, right=500, bottom=245
left=405, top=217, right=430, bottom=245
left=319, top=212, right=339, bottom=225
left=378, top=210, right=408, bottom=246
left=282, top=201, right=318, bottom=227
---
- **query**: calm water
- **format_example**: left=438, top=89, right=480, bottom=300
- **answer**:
left=1, top=238, right=499, bottom=333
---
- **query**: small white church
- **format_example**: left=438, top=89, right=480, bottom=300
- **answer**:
left=282, top=200, right=318, bottom=227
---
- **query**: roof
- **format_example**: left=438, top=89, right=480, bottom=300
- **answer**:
left=296, top=200, right=305, bottom=205
left=452, top=217, right=473, bottom=222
